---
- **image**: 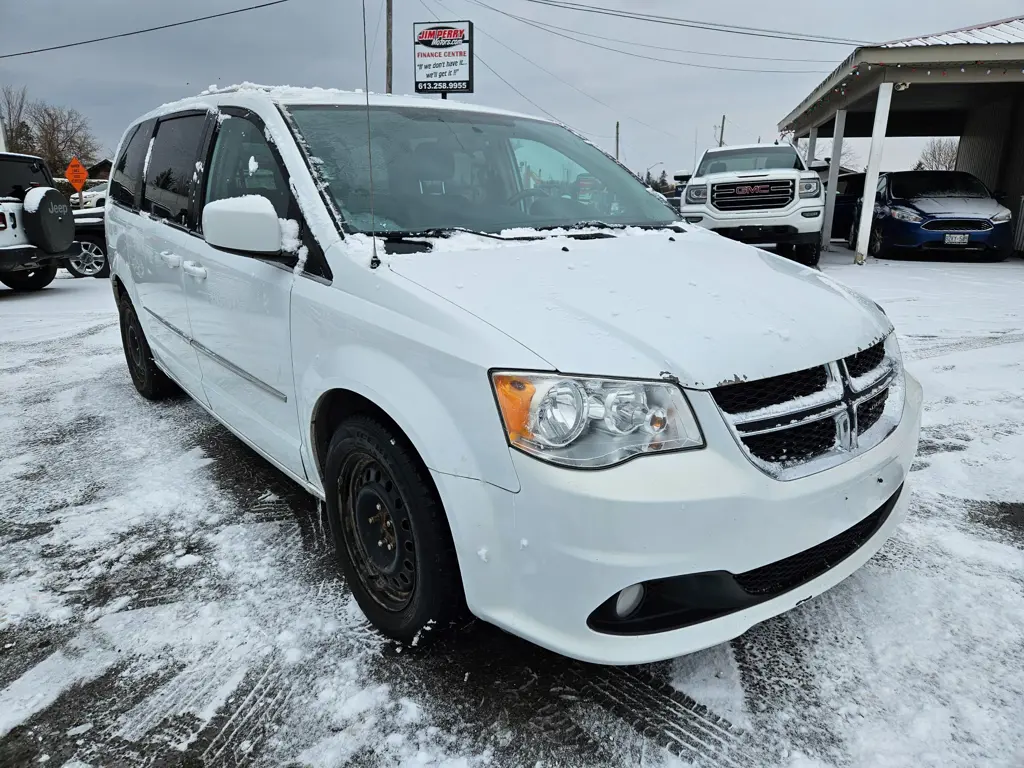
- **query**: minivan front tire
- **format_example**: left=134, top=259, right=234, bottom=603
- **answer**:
left=325, top=415, right=466, bottom=644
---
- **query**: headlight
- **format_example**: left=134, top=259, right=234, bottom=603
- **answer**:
left=684, top=184, right=708, bottom=205
left=491, top=373, right=704, bottom=468
left=992, top=209, right=1012, bottom=223
left=798, top=178, right=821, bottom=198
left=890, top=206, right=922, bottom=223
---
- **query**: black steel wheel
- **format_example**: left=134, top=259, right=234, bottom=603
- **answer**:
left=118, top=299, right=178, bottom=400
left=341, top=452, right=417, bottom=611
left=325, top=415, right=465, bottom=643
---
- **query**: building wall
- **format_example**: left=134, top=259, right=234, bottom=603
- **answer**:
left=999, top=98, right=1024, bottom=251
left=956, top=95, right=1024, bottom=251
left=955, top=97, right=1012, bottom=188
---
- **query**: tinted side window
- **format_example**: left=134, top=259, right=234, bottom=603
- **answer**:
left=109, top=124, right=146, bottom=208
left=204, top=116, right=290, bottom=218
left=143, top=114, right=206, bottom=225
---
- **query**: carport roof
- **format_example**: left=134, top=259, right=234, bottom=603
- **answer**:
left=779, top=15, right=1024, bottom=134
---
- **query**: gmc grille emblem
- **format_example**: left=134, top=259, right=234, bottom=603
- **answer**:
left=735, top=185, right=769, bottom=195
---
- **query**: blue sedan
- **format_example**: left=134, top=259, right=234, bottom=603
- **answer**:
left=851, top=171, right=1014, bottom=261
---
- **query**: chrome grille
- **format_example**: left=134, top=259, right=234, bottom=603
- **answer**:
left=921, top=219, right=993, bottom=232
left=711, top=337, right=902, bottom=481
left=711, top=179, right=794, bottom=211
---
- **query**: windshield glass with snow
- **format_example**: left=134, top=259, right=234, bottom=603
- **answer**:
left=889, top=171, right=990, bottom=200
left=286, top=106, right=678, bottom=235
left=696, top=147, right=803, bottom=175
left=0, top=158, right=51, bottom=201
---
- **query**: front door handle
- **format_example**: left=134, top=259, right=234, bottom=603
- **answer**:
left=182, top=261, right=207, bottom=280
left=159, top=251, right=182, bottom=268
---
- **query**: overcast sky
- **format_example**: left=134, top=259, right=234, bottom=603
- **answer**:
left=5, top=0, right=1022, bottom=174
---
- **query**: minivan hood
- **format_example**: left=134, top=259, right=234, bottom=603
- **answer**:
left=904, top=196, right=1004, bottom=217
left=388, top=230, right=891, bottom=389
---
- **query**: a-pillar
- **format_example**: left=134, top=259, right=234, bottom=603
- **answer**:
left=821, top=111, right=845, bottom=251
left=855, top=83, right=894, bottom=264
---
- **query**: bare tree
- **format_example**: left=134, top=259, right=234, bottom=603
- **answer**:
left=799, top=138, right=859, bottom=171
left=916, top=138, right=958, bottom=171
left=27, top=101, right=100, bottom=173
left=1, top=85, right=35, bottom=154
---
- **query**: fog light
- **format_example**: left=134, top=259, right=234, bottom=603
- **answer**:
left=685, top=216, right=703, bottom=224
left=614, top=584, right=645, bottom=618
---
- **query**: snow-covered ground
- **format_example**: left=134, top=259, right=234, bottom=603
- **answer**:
left=1, top=250, right=1023, bottom=767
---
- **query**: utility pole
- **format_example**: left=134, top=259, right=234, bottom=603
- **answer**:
left=718, top=115, right=726, bottom=147
left=385, top=0, right=393, bottom=94
left=615, top=121, right=620, bottom=161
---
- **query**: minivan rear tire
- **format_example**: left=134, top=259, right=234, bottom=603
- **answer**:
left=325, top=415, right=466, bottom=645
left=119, top=300, right=178, bottom=400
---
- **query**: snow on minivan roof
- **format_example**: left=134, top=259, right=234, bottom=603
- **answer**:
left=135, top=82, right=551, bottom=126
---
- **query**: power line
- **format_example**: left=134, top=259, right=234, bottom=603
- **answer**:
left=488, top=10, right=842, bottom=64
left=435, top=0, right=680, bottom=139
left=517, top=0, right=872, bottom=47
left=0, top=0, right=293, bottom=59
left=467, top=0, right=831, bottom=74
left=369, top=0, right=387, bottom=65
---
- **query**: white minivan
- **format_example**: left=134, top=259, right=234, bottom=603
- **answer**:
left=108, top=85, right=922, bottom=665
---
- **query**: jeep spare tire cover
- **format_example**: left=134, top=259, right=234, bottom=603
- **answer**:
left=22, top=187, right=75, bottom=254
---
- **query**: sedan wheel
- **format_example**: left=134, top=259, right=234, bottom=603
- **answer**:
left=66, top=240, right=109, bottom=278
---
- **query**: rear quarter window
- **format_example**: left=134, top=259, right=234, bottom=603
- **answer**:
left=109, top=124, right=149, bottom=208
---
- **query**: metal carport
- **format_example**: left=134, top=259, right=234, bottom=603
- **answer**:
left=779, top=16, right=1024, bottom=263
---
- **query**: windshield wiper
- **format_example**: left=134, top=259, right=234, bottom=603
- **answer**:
left=533, top=221, right=625, bottom=232
left=533, top=221, right=684, bottom=233
left=367, top=227, right=512, bottom=241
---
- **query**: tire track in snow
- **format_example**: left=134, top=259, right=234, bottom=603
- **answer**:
left=732, top=615, right=848, bottom=766
left=906, top=332, right=1024, bottom=361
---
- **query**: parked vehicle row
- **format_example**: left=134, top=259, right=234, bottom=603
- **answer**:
left=103, top=85, right=921, bottom=665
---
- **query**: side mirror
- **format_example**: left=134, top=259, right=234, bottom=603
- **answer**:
left=202, top=196, right=286, bottom=258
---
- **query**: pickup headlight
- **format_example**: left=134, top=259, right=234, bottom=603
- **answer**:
left=890, top=206, right=922, bottom=223
left=992, top=209, right=1012, bottom=223
left=684, top=184, right=708, bottom=205
left=491, top=373, right=704, bottom=468
left=798, top=178, right=821, bottom=198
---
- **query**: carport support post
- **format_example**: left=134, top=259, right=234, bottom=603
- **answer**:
left=855, top=83, right=893, bottom=265
left=805, top=127, right=818, bottom=169
left=821, top=111, right=845, bottom=251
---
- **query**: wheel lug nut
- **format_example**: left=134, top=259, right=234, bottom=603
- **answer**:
left=376, top=503, right=381, bottom=511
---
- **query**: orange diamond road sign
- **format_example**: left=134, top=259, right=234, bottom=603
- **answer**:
left=65, top=158, right=89, bottom=192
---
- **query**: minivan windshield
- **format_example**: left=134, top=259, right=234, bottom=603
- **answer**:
left=889, top=171, right=990, bottom=200
left=286, top=105, right=678, bottom=235
left=0, top=157, right=51, bottom=201
left=696, top=146, right=804, bottom=175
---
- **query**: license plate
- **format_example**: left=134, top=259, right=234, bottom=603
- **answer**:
left=944, top=233, right=969, bottom=245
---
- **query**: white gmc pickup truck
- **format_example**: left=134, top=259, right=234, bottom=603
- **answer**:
left=678, top=144, right=824, bottom=266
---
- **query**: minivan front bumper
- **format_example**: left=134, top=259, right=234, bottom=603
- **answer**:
left=434, top=372, right=922, bottom=665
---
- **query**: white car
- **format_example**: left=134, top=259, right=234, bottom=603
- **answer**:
left=679, top=144, right=825, bottom=266
left=108, top=85, right=922, bottom=665
left=79, top=180, right=108, bottom=208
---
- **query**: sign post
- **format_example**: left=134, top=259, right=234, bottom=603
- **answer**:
left=413, top=21, right=474, bottom=98
left=65, top=157, right=89, bottom=207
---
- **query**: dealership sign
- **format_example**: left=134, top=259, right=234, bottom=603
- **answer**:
left=414, top=20, right=474, bottom=94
